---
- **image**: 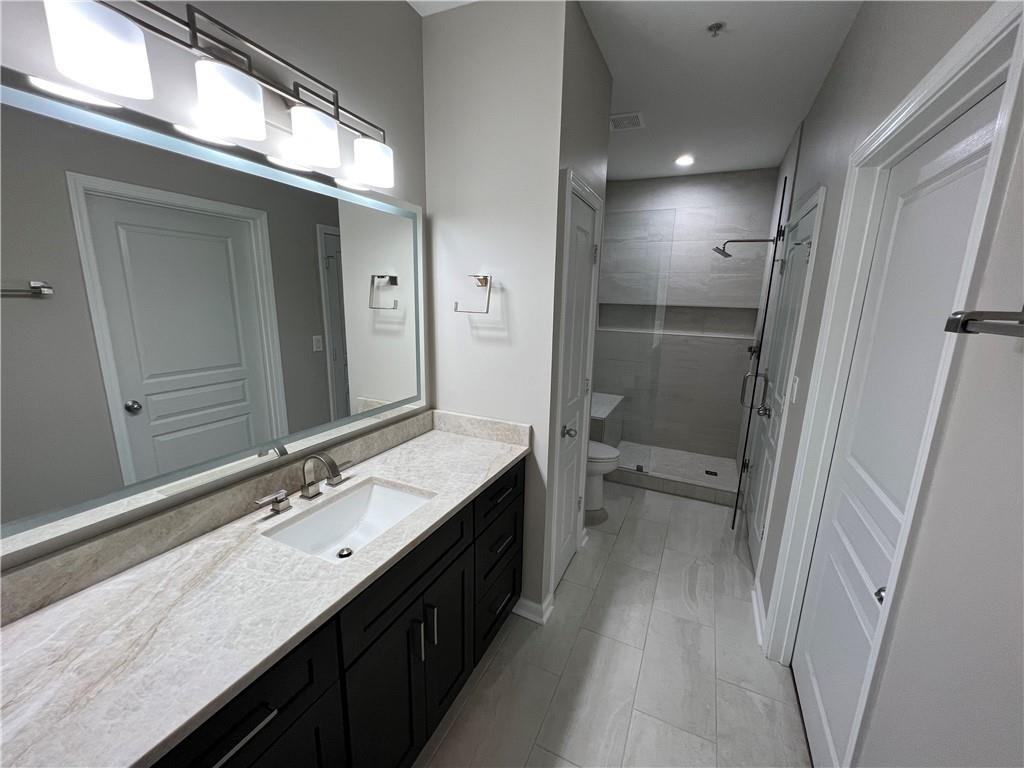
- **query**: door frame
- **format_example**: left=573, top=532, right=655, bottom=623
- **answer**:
left=547, top=168, right=604, bottom=598
left=765, top=0, right=1022, bottom=677
left=316, top=223, right=348, bottom=422
left=749, top=186, right=826, bottom=626
left=66, top=172, right=290, bottom=485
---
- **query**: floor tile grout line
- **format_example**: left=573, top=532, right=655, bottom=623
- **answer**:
left=714, top=676, right=802, bottom=710
left=631, top=703, right=719, bottom=749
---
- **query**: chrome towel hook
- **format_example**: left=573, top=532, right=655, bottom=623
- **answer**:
left=454, top=274, right=492, bottom=314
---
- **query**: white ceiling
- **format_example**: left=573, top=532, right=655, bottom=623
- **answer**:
left=581, top=1, right=860, bottom=180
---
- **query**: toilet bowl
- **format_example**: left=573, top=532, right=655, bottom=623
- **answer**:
left=585, top=440, right=620, bottom=511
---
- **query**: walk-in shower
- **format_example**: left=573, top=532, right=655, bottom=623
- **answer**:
left=591, top=169, right=779, bottom=505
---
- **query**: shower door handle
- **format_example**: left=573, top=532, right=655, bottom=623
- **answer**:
left=740, top=372, right=765, bottom=407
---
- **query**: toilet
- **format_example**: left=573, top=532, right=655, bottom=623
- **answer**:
left=585, top=440, right=621, bottom=511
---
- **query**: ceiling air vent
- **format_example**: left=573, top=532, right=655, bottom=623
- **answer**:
left=609, top=112, right=645, bottom=132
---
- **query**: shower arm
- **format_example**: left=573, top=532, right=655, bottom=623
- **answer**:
left=714, top=238, right=777, bottom=257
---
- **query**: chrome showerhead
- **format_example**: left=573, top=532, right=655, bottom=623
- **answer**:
left=712, top=238, right=776, bottom=259
left=712, top=246, right=732, bottom=258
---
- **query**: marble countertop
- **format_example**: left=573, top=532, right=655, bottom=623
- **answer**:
left=0, top=428, right=529, bottom=767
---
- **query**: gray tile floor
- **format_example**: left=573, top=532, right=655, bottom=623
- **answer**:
left=416, top=483, right=810, bottom=768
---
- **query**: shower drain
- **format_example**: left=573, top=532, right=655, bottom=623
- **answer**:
left=336, top=547, right=354, bottom=559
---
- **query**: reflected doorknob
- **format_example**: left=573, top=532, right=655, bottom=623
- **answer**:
left=124, top=399, right=143, bottom=414
left=561, top=425, right=578, bottom=438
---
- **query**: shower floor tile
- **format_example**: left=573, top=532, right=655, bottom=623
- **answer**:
left=616, top=441, right=738, bottom=492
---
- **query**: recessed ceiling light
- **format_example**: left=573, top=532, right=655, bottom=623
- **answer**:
left=173, top=123, right=236, bottom=146
left=266, top=154, right=312, bottom=172
left=27, top=76, right=121, bottom=108
left=675, top=154, right=695, bottom=167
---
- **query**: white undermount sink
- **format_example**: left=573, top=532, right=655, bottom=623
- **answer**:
left=264, top=478, right=434, bottom=562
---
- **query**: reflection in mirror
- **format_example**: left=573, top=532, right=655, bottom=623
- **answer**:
left=0, top=96, right=422, bottom=535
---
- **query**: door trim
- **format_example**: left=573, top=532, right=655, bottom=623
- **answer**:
left=766, top=2, right=1022, bottom=757
left=546, top=168, right=603, bottom=600
left=750, top=186, right=826, bottom=620
left=316, top=223, right=344, bottom=422
left=66, top=172, right=290, bottom=485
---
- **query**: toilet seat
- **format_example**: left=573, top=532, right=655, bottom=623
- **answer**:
left=588, top=440, right=619, bottom=462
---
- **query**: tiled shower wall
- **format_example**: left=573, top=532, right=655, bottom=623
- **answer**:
left=593, top=168, right=778, bottom=458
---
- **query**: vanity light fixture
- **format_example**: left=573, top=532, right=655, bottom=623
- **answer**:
left=353, top=137, right=395, bottom=189
left=173, top=123, right=236, bottom=147
left=675, top=153, right=695, bottom=167
left=43, top=0, right=153, bottom=99
left=266, top=154, right=312, bottom=173
left=290, top=105, right=341, bottom=168
left=27, top=76, right=122, bottom=108
left=194, top=59, right=266, bottom=141
left=334, top=175, right=369, bottom=192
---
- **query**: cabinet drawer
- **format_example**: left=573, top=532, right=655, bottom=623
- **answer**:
left=475, top=493, right=523, bottom=596
left=473, top=460, right=524, bottom=535
left=474, top=551, right=521, bottom=664
left=339, top=507, right=471, bottom=668
left=155, top=621, right=340, bottom=768
left=250, top=683, right=347, bottom=768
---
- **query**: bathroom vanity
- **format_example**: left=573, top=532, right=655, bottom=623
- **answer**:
left=0, top=422, right=528, bottom=768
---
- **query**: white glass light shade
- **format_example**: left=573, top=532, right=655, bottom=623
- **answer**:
left=194, top=59, right=266, bottom=141
left=353, top=137, right=395, bottom=189
left=44, top=0, right=153, bottom=99
left=289, top=106, right=340, bottom=168
left=28, top=76, right=121, bottom=108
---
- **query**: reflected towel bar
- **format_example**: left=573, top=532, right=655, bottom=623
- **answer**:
left=945, top=307, right=1024, bottom=338
left=454, top=274, right=492, bottom=314
left=368, top=274, right=398, bottom=310
left=1, top=280, right=54, bottom=298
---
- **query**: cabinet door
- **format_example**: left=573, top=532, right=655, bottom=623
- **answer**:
left=423, top=546, right=474, bottom=733
left=345, top=600, right=426, bottom=768
left=251, top=684, right=347, bottom=768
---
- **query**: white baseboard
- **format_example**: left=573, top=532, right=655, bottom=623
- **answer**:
left=752, top=586, right=767, bottom=648
left=513, top=593, right=554, bottom=625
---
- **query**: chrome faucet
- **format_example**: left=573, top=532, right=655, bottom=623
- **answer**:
left=301, top=453, right=351, bottom=499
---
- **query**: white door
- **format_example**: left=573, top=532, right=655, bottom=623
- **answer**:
left=552, top=177, right=601, bottom=585
left=318, top=225, right=351, bottom=420
left=746, top=193, right=822, bottom=563
left=794, top=87, right=1002, bottom=767
left=77, top=180, right=284, bottom=485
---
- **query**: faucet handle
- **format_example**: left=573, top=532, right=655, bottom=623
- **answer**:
left=255, top=489, right=291, bottom=514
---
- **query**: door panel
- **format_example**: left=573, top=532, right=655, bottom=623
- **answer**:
left=345, top=600, right=426, bottom=768
left=424, top=547, right=474, bottom=733
left=84, top=190, right=277, bottom=483
left=744, top=198, right=819, bottom=562
left=794, top=87, right=1001, bottom=767
left=553, top=186, right=599, bottom=584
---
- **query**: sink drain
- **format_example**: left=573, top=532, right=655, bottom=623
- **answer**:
left=336, top=547, right=354, bottom=559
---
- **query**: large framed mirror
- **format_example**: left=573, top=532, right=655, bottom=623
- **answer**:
left=0, top=86, right=426, bottom=549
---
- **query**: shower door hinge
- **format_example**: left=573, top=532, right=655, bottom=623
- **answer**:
left=742, top=458, right=750, bottom=472
left=577, top=496, right=583, bottom=511
left=592, top=243, right=599, bottom=262
left=777, top=223, right=786, bottom=242
left=777, top=257, right=786, bottom=276
left=585, top=377, right=591, bottom=394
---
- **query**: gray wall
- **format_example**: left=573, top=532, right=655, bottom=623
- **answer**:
left=558, top=1, right=612, bottom=199
left=424, top=1, right=568, bottom=608
left=857, top=125, right=1023, bottom=768
left=760, top=0, right=992, bottom=608
left=1, top=106, right=338, bottom=522
left=593, top=169, right=777, bottom=458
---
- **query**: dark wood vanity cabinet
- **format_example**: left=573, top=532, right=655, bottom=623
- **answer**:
left=156, top=459, right=524, bottom=768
